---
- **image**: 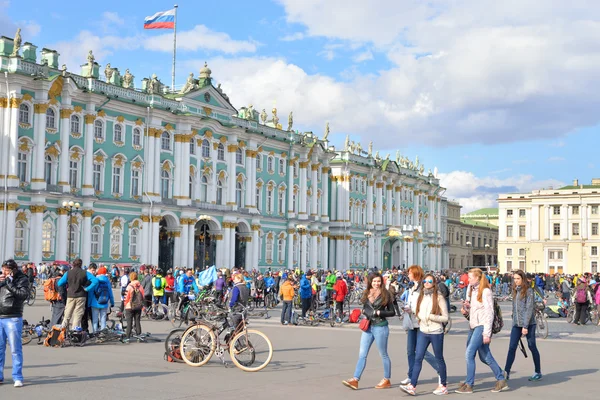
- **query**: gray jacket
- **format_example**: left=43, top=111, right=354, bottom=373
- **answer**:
left=512, top=287, right=535, bottom=328
left=141, top=274, right=153, bottom=296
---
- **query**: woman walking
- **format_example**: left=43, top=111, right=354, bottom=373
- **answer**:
left=400, top=274, right=449, bottom=395
left=572, top=277, right=594, bottom=325
left=456, top=268, right=508, bottom=394
left=342, top=272, right=395, bottom=390
left=503, top=270, right=542, bottom=382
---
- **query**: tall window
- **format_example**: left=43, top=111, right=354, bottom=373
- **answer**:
left=17, top=151, right=28, bottom=182
left=112, top=166, right=122, bottom=194
left=256, top=154, right=262, bottom=170
left=553, top=223, right=560, bottom=236
left=217, top=143, right=225, bottom=160
left=69, top=160, right=79, bottom=188
left=278, top=189, right=285, bottom=214
left=91, top=226, right=102, bottom=254
left=132, top=128, right=141, bottom=147
left=18, top=103, right=29, bottom=124
left=278, top=238, right=285, bottom=262
left=506, top=248, right=513, bottom=256
left=573, top=223, right=580, bottom=236
left=553, top=206, right=560, bottom=215
left=236, top=182, right=243, bottom=207
left=161, top=170, right=171, bottom=198
left=266, top=187, right=273, bottom=214
left=265, top=235, right=274, bottom=263
left=202, top=139, right=210, bottom=157
left=70, top=115, right=80, bottom=133
left=161, top=131, right=171, bottom=150
left=46, top=108, right=56, bottom=129
left=42, top=221, right=53, bottom=253
left=93, top=163, right=102, bottom=191
left=114, top=124, right=123, bottom=142
left=267, top=156, right=274, bottom=173
left=216, top=179, right=223, bottom=205
left=190, top=138, right=196, bottom=155
left=256, top=186, right=261, bottom=211
left=110, top=226, right=122, bottom=256
left=592, top=206, right=598, bottom=215
left=506, top=209, right=513, bottom=216
left=15, top=221, right=27, bottom=252
left=592, top=223, right=598, bottom=236
left=94, top=120, right=103, bottom=139
left=572, top=205, right=579, bottom=215
left=200, top=175, right=208, bottom=202
left=519, top=225, right=525, bottom=237
left=130, top=228, right=140, bottom=257
left=279, top=159, right=285, bottom=175
left=236, top=148, right=243, bottom=164
left=131, top=169, right=140, bottom=197
left=44, top=155, right=53, bottom=185
left=519, top=209, right=526, bottom=217
left=506, top=225, right=513, bottom=237
left=69, top=224, right=79, bottom=256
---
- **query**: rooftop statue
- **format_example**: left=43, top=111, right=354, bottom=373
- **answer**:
left=368, top=141, right=373, bottom=157
left=260, top=108, right=268, bottom=125
left=246, top=105, right=255, bottom=120
left=323, top=122, right=330, bottom=140
left=419, top=165, right=425, bottom=174
left=356, top=142, right=362, bottom=155
left=344, top=135, right=350, bottom=151
left=61, top=64, right=68, bottom=77
left=180, top=73, right=195, bottom=94
left=104, top=63, right=113, bottom=82
left=271, top=108, right=279, bottom=127
left=148, top=74, right=159, bottom=94
left=122, top=69, right=133, bottom=89
left=396, top=150, right=400, bottom=164
left=287, top=111, right=293, bottom=131
left=10, top=28, right=21, bottom=57
left=385, top=153, right=390, bottom=161
left=87, top=50, right=95, bottom=77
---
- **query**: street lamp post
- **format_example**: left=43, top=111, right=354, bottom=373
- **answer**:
left=62, top=200, right=81, bottom=263
left=485, top=243, right=490, bottom=266
left=364, top=231, right=372, bottom=270
left=296, top=224, right=307, bottom=271
left=199, top=215, right=211, bottom=270
left=404, top=235, right=411, bottom=269
left=466, top=241, right=472, bottom=269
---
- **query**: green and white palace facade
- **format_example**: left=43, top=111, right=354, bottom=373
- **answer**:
left=0, top=34, right=445, bottom=272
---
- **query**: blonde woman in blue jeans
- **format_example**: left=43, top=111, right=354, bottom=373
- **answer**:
left=342, top=273, right=395, bottom=390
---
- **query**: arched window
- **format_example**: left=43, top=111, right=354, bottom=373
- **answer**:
left=130, top=228, right=140, bottom=257
left=42, top=221, right=54, bottom=253
left=201, top=139, right=210, bottom=158
left=266, top=187, right=273, bottom=214
left=236, top=148, right=243, bottom=165
left=161, top=131, right=171, bottom=150
left=190, top=137, right=196, bottom=155
left=132, top=128, right=142, bottom=147
left=46, top=108, right=56, bottom=129
left=92, top=162, right=102, bottom=191
left=131, top=168, right=140, bottom=197
left=114, top=124, right=123, bottom=142
left=267, top=156, right=274, bottom=173
left=69, top=224, right=80, bottom=257
left=256, top=154, right=262, bottom=170
left=278, top=188, right=285, bottom=214
left=256, top=186, right=261, bottom=212
left=217, top=143, right=225, bottom=161
left=94, top=120, right=104, bottom=139
left=236, top=182, right=243, bottom=207
left=216, top=179, right=224, bottom=205
left=265, top=235, right=274, bottom=263
left=70, top=115, right=80, bottom=133
left=161, top=170, right=171, bottom=198
left=15, top=221, right=27, bottom=252
left=110, top=226, right=122, bottom=256
left=278, top=238, right=285, bottom=262
left=69, top=159, right=79, bottom=188
left=91, top=225, right=102, bottom=255
left=17, top=150, right=29, bottom=183
left=200, top=175, right=208, bottom=202
left=279, top=158, right=285, bottom=174
left=19, top=103, right=30, bottom=124
left=112, top=164, right=122, bottom=194
left=44, top=155, right=54, bottom=185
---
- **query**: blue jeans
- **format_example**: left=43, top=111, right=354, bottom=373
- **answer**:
left=465, top=326, right=504, bottom=386
left=504, top=324, right=541, bottom=375
left=411, top=331, right=447, bottom=387
left=407, top=328, right=438, bottom=379
left=502, top=283, right=509, bottom=296
left=0, top=317, right=24, bottom=382
left=281, top=301, right=292, bottom=323
left=91, top=307, right=108, bottom=333
left=353, top=324, right=391, bottom=380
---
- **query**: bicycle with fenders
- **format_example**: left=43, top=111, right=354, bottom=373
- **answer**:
left=179, top=305, right=273, bottom=372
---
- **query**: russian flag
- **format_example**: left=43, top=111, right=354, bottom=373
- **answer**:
left=144, top=9, right=175, bottom=29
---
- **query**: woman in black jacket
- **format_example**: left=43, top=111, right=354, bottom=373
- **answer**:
left=342, top=272, right=395, bottom=390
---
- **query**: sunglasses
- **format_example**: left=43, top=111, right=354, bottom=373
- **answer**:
left=423, top=279, right=434, bottom=284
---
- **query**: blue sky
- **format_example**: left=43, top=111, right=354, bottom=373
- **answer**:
left=2, top=0, right=599, bottom=211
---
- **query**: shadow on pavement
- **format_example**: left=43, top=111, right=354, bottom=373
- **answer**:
left=275, top=346, right=327, bottom=353
left=501, top=369, right=599, bottom=390
left=25, top=363, right=77, bottom=369
left=24, top=371, right=176, bottom=386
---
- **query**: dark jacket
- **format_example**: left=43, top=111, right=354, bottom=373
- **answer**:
left=141, top=274, right=153, bottom=297
left=0, top=270, right=30, bottom=318
left=363, top=294, right=395, bottom=326
left=512, top=287, right=535, bottom=327
left=58, top=268, right=98, bottom=298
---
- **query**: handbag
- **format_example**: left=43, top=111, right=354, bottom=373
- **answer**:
left=359, top=317, right=370, bottom=332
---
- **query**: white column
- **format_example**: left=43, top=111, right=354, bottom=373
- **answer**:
left=251, top=224, right=260, bottom=270
left=181, top=135, right=191, bottom=200
left=0, top=97, right=5, bottom=184
left=6, top=99, right=20, bottom=187
left=230, top=225, right=237, bottom=268
left=222, top=224, right=230, bottom=268
left=4, top=205, right=16, bottom=258
left=151, top=216, right=160, bottom=265
left=299, top=160, right=308, bottom=218
left=187, top=222, right=195, bottom=269
left=561, top=204, right=568, bottom=240
left=321, top=167, right=329, bottom=221
left=544, top=205, right=550, bottom=239
left=215, top=234, right=224, bottom=268
left=287, top=229, right=294, bottom=269
left=287, top=162, right=294, bottom=215
left=298, top=230, right=306, bottom=271
left=582, top=205, right=589, bottom=239
left=31, top=104, right=48, bottom=190
left=367, top=180, right=374, bottom=225
left=173, top=136, right=183, bottom=198
left=180, top=220, right=189, bottom=267
left=144, top=129, right=155, bottom=195
left=394, top=186, right=401, bottom=226
left=245, top=150, right=254, bottom=208
left=337, top=178, right=344, bottom=222
left=58, top=109, right=72, bottom=191
left=414, top=191, right=420, bottom=228
left=141, top=216, right=150, bottom=265
left=330, top=176, right=338, bottom=221
left=386, top=184, right=393, bottom=227
left=310, top=165, right=318, bottom=217
left=310, top=231, right=318, bottom=270
left=342, top=174, right=350, bottom=222
left=82, top=114, right=95, bottom=196
left=407, top=240, right=414, bottom=266
left=81, top=210, right=92, bottom=267
left=322, top=233, right=329, bottom=270
left=173, top=232, right=182, bottom=267
left=56, top=209, right=68, bottom=261
left=227, top=143, right=237, bottom=208
left=153, top=134, right=161, bottom=199
left=376, top=182, right=383, bottom=226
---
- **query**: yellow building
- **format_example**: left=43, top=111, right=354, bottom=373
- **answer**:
left=498, top=179, right=600, bottom=274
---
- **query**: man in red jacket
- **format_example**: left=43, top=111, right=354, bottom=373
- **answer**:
left=333, top=272, right=348, bottom=320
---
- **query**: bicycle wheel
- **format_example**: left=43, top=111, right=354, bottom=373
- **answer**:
left=150, top=303, right=169, bottom=320
left=535, top=312, right=548, bottom=339
left=21, top=330, right=33, bottom=345
left=26, top=288, right=36, bottom=306
left=180, top=324, right=216, bottom=367
left=229, top=329, right=273, bottom=372
left=567, top=307, right=575, bottom=324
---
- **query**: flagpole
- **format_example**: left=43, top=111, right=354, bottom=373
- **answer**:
left=172, top=4, right=178, bottom=92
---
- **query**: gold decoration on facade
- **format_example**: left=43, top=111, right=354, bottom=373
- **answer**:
left=135, top=118, right=143, bottom=126
left=74, top=106, right=83, bottom=113
left=251, top=224, right=261, bottom=231
left=299, top=161, right=309, bottom=168
left=321, top=167, right=330, bottom=174
left=219, top=136, right=227, bottom=144
left=18, top=139, right=31, bottom=152
left=113, top=155, right=125, bottom=167
left=151, top=216, right=162, bottom=223
left=376, top=182, right=384, bottom=189
left=94, top=154, right=105, bottom=163
left=57, top=207, right=68, bottom=215
left=202, top=107, right=212, bottom=116
left=165, top=123, right=174, bottom=131
left=162, top=162, right=172, bottom=172
left=97, top=110, right=106, bottom=117
left=141, top=215, right=150, bottom=223
left=70, top=148, right=82, bottom=161
left=22, top=93, right=33, bottom=101
left=14, top=252, right=26, bottom=258
left=43, top=252, right=52, bottom=258
left=10, top=98, right=23, bottom=108
left=82, top=209, right=93, bottom=217
left=116, top=115, right=125, bottom=123
left=0, top=98, right=6, bottom=108
left=15, top=211, right=28, bottom=222
left=203, top=130, right=213, bottom=138
left=60, top=108, right=74, bottom=118
left=49, top=97, right=59, bottom=106
left=29, top=205, right=46, bottom=213
left=311, top=164, right=320, bottom=171
left=92, top=216, right=104, bottom=225
left=48, top=76, right=64, bottom=98
left=84, top=114, right=96, bottom=124
left=34, top=103, right=49, bottom=114
left=227, top=144, right=238, bottom=153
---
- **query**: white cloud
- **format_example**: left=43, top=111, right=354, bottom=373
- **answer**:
left=547, top=156, right=566, bottom=162
left=0, top=1, right=41, bottom=39
left=144, top=25, right=258, bottom=54
left=101, top=12, right=125, bottom=27
left=439, top=170, right=565, bottom=213
left=353, top=49, right=373, bottom=62
left=280, top=32, right=305, bottom=41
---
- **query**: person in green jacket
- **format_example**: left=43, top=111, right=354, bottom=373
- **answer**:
left=326, top=270, right=337, bottom=307
left=152, top=273, right=167, bottom=304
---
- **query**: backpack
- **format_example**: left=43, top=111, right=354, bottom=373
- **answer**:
left=44, top=326, right=66, bottom=347
left=165, top=337, right=183, bottom=362
left=349, top=308, right=361, bottom=323
left=94, top=280, right=111, bottom=306
left=131, top=287, right=144, bottom=310
left=576, top=288, right=587, bottom=303
left=154, top=277, right=163, bottom=290
left=438, top=282, right=450, bottom=300
left=491, top=297, right=503, bottom=335
left=43, top=278, right=61, bottom=302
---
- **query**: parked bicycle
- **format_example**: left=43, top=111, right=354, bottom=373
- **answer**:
left=26, top=283, right=37, bottom=306
left=534, top=302, right=548, bottom=339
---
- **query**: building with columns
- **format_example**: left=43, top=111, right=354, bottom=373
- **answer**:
left=0, top=34, right=445, bottom=271
left=498, top=179, right=600, bottom=275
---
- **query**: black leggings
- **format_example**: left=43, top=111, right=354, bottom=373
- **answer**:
left=574, top=302, right=589, bottom=324
left=301, top=297, right=312, bottom=318
left=125, top=309, right=142, bottom=338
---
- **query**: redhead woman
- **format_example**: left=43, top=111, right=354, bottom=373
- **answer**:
left=342, top=272, right=395, bottom=390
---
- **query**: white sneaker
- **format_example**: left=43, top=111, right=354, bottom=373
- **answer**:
left=14, top=380, right=23, bottom=388
left=400, top=377, right=411, bottom=385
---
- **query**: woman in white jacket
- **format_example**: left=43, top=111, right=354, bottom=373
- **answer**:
left=400, top=274, right=449, bottom=396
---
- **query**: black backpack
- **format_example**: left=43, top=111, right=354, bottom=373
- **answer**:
left=95, top=280, right=111, bottom=305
